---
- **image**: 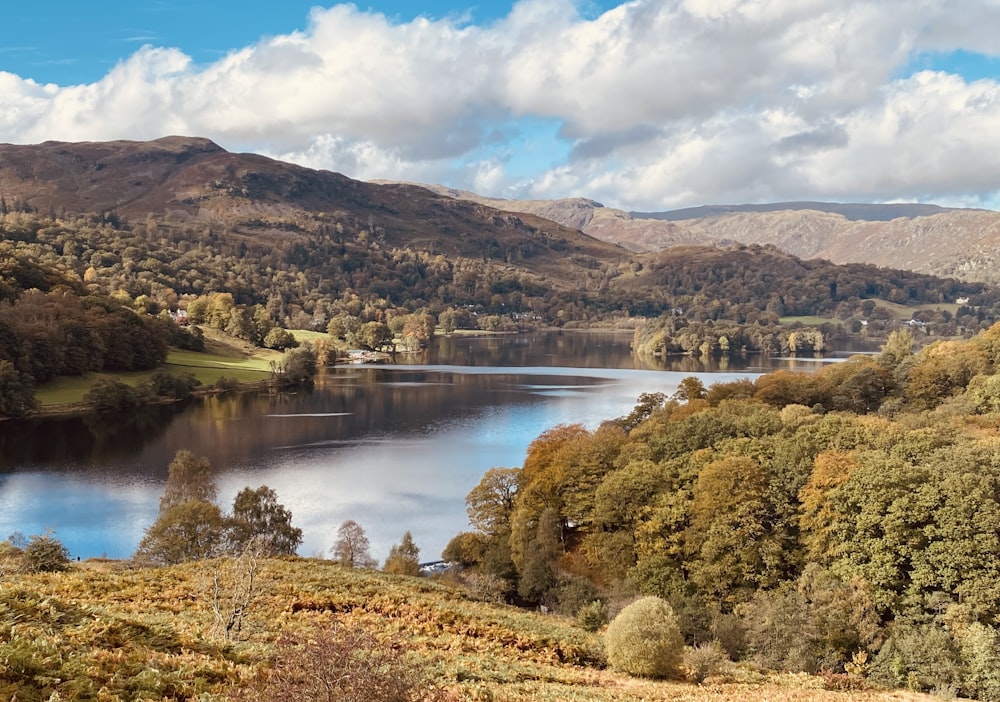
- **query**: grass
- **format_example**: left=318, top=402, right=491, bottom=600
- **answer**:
left=287, top=328, right=333, bottom=344
left=872, top=299, right=962, bottom=320
left=779, top=315, right=838, bottom=326
left=0, top=557, right=938, bottom=702
left=33, top=333, right=281, bottom=408
left=780, top=299, right=964, bottom=327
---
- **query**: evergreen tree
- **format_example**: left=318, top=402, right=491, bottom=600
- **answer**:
left=383, top=531, right=421, bottom=576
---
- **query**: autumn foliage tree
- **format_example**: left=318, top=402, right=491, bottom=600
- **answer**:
left=229, top=485, right=303, bottom=556
left=135, top=450, right=301, bottom=565
left=331, top=519, right=376, bottom=568
left=384, top=531, right=421, bottom=576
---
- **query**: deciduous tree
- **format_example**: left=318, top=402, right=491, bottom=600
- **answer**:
left=229, top=485, right=303, bottom=556
left=331, top=519, right=376, bottom=568
left=134, top=450, right=225, bottom=565
left=384, top=531, right=421, bottom=576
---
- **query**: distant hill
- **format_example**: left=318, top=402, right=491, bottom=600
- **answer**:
left=409, top=185, right=1000, bottom=284
left=631, top=201, right=963, bottom=222
left=1, top=138, right=994, bottom=339
left=0, top=137, right=624, bottom=280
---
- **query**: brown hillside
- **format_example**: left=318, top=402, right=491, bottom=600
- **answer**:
left=412, top=185, right=1000, bottom=284
left=0, top=137, right=626, bottom=276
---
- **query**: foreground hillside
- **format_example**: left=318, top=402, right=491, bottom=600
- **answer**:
left=415, top=185, right=1000, bottom=284
left=0, top=557, right=935, bottom=702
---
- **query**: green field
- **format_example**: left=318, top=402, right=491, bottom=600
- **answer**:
left=33, top=346, right=281, bottom=407
left=31, top=329, right=341, bottom=409
left=778, top=315, right=839, bottom=326
left=780, top=299, right=964, bottom=327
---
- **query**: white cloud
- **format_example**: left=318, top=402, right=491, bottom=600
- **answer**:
left=3, top=0, right=1000, bottom=209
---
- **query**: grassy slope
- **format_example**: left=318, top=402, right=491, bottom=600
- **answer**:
left=32, top=331, right=286, bottom=407
left=779, top=299, right=963, bottom=326
left=0, top=558, right=934, bottom=702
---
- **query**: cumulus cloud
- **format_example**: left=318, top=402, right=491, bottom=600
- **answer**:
left=3, top=0, right=1000, bottom=209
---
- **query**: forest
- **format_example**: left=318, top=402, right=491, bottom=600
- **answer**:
left=446, top=324, right=1000, bottom=698
left=3, top=206, right=1000, bottom=417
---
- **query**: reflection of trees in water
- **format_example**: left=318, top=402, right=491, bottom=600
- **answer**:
left=0, top=403, right=183, bottom=468
left=82, top=404, right=182, bottom=459
left=1, top=332, right=817, bottom=475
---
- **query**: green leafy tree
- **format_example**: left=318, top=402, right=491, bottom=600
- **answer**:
left=271, top=345, right=317, bottom=384
left=134, top=499, right=226, bottom=565
left=356, top=321, right=393, bottom=351
left=263, top=327, right=298, bottom=351
left=134, top=450, right=225, bottom=565
left=228, top=485, right=303, bottom=556
left=877, top=327, right=914, bottom=369
left=148, top=368, right=201, bottom=400
left=159, top=450, right=217, bottom=508
left=383, top=531, right=421, bottom=576
left=0, top=360, right=36, bottom=417
left=83, top=377, right=142, bottom=413
left=869, top=622, right=963, bottom=695
left=515, top=506, right=562, bottom=602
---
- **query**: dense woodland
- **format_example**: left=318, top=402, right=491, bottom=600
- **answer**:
left=447, top=325, right=1000, bottom=698
left=2, top=206, right=999, bottom=417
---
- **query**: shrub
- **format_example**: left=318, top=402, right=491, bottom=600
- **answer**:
left=958, top=623, right=1000, bottom=702
left=604, top=596, right=685, bottom=679
left=869, top=622, right=962, bottom=696
left=148, top=368, right=201, bottom=399
left=577, top=600, right=609, bottom=632
left=214, top=376, right=241, bottom=391
left=21, top=530, right=70, bottom=573
left=84, top=377, right=141, bottom=413
left=230, top=621, right=454, bottom=702
left=553, top=577, right=601, bottom=617
left=682, top=641, right=731, bottom=683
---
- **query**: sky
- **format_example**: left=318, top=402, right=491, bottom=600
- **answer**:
left=3, top=0, right=1000, bottom=211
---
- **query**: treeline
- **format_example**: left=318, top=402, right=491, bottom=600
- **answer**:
left=447, top=324, right=1000, bottom=698
left=4, top=211, right=997, bottom=341
left=632, top=244, right=993, bottom=321
left=632, top=317, right=843, bottom=357
left=4, top=208, right=1000, bottom=417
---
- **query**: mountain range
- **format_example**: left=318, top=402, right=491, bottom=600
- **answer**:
left=2, top=136, right=997, bottom=291
left=405, top=184, right=1000, bottom=284
left=0, top=136, right=623, bottom=284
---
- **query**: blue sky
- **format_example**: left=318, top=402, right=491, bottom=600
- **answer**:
left=9, top=1, right=623, bottom=85
left=3, top=1, right=1000, bottom=210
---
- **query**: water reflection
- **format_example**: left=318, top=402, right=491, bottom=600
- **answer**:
left=0, top=331, right=824, bottom=562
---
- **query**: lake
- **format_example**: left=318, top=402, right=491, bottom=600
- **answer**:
left=0, top=331, right=840, bottom=563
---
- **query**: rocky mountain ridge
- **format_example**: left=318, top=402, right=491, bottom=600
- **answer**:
left=405, top=184, right=1000, bottom=284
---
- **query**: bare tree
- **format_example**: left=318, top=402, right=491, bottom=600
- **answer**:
left=209, top=541, right=267, bottom=641
left=331, top=520, right=376, bottom=568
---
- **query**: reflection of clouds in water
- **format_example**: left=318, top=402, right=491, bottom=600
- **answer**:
left=265, top=412, right=353, bottom=418
left=220, top=434, right=484, bottom=562
left=0, top=472, right=159, bottom=558
left=0, top=358, right=767, bottom=562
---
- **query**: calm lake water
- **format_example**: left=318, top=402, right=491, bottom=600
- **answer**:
left=0, top=331, right=839, bottom=562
